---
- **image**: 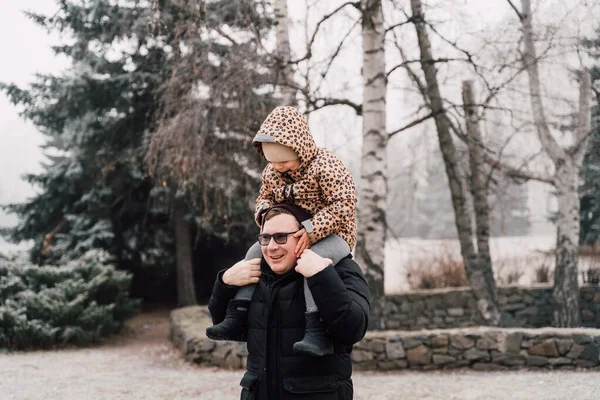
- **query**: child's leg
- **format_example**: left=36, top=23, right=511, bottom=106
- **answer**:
left=206, top=242, right=262, bottom=341
left=293, top=235, right=348, bottom=356
left=310, top=234, right=351, bottom=265
left=302, top=234, right=350, bottom=311
left=233, top=242, right=262, bottom=300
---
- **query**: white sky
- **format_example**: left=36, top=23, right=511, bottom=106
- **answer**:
left=0, top=0, right=68, bottom=231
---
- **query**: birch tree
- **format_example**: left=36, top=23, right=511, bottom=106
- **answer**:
left=408, top=0, right=502, bottom=325
left=505, top=0, right=594, bottom=326
left=358, top=0, right=387, bottom=329
left=274, top=0, right=296, bottom=106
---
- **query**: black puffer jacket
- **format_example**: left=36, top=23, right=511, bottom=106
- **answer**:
left=208, top=255, right=371, bottom=400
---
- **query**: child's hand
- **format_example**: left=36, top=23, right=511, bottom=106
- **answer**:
left=293, top=229, right=311, bottom=257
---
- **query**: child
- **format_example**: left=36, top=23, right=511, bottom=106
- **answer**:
left=206, top=106, right=357, bottom=356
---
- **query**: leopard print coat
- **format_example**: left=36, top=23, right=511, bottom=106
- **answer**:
left=252, top=106, right=357, bottom=249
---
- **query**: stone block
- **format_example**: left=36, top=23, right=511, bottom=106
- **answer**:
left=515, top=306, right=539, bottom=317
left=578, top=343, right=600, bottom=362
left=566, top=344, right=586, bottom=359
left=582, top=309, right=595, bottom=321
left=445, top=360, right=471, bottom=369
left=499, top=332, right=523, bottom=354
left=450, top=335, right=474, bottom=350
left=525, top=356, right=549, bottom=366
left=556, top=339, right=574, bottom=356
left=572, top=334, right=593, bottom=345
left=434, top=309, right=447, bottom=317
left=433, top=354, right=456, bottom=365
left=464, top=348, right=490, bottom=362
left=504, top=303, right=526, bottom=312
left=447, top=308, right=464, bottom=317
left=429, top=336, right=449, bottom=348
left=385, top=340, right=406, bottom=360
left=197, top=339, right=216, bottom=352
left=224, top=352, right=242, bottom=369
left=548, top=357, right=572, bottom=366
left=528, top=340, right=559, bottom=357
left=402, top=337, right=425, bottom=350
left=476, top=334, right=498, bottom=350
left=368, top=339, right=386, bottom=353
left=497, top=354, right=526, bottom=366
left=377, top=361, right=399, bottom=371
left=407, top=345, right=430, bottom=366
left=574, top=359, right=598, bottom=368
left=351, top=350, right=374, bottom=363
left=212, top=345, right=231, bottom=363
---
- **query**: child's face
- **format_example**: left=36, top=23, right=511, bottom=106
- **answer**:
left=270, top=159, right=301, bottom=173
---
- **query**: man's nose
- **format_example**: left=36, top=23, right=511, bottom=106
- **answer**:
left=267, top=237, right=280, bottom=249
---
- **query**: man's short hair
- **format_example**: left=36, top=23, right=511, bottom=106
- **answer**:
left=262, top=206, right=300, bottom=229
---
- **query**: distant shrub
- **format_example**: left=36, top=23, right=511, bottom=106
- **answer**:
left=534, top=263, right=551, bottom=284
left=0, top=250, right=139, bottom=350
left=405, top=246, right=469, bottom=290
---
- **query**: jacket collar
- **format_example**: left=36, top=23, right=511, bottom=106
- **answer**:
left=260, top=257, right=302, bottom=283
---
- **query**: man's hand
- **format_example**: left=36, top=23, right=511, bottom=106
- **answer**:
left=295, top=249, right=332, bottom=278
left=293, top=229, right=311, bottom=257
left=222, top=258, right=262, bottom=286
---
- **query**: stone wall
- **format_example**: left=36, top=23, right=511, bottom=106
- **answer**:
left=383, top=285, right=600, bottom=331
left=172, top=306, right=600, bottom=371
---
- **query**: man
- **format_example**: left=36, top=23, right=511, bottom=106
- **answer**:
left=208, top=203, right=371, bottom=399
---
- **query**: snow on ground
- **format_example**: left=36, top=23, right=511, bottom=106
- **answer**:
left=383, top=235, right=581, bottom=293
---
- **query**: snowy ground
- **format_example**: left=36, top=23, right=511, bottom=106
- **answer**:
left=384, top=235, right=600, bottom=293
left=2, top=311, right=600, bottom=400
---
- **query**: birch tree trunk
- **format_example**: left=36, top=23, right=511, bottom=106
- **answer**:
left=553, top=166, right=581, bottom=326
left=274, top=0, right=296, bottom=106
left=173, top=195, right=198, bottom=307
left=517, top=0, right=592, bottom=326
left=411, top=0, right=501, bottom=325
left=357, top=0, right=387, bottom=329
left=462, top=80, right=498, bottom=305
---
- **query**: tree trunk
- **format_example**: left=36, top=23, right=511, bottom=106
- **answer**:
left=411, top=0, right=501, bottom=325
left=462, top=80, right=499, bottom=306
left=274, top=0, right=296, bottom=106
left=172, top=195, right=197, bottom=307
left=357, top=0, right=387, bottom=329
left=552, top=167, right=581, bottom=326
left=517, top=0, right=593, bottom=326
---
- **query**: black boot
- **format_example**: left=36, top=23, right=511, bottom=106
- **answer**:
left=293, top=312, right=334, bottom=356
left=206, top=299, right=249, bottom=342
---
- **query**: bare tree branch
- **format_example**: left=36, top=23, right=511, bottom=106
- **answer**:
left=386, top=57, right=468, bottom=78
left=506, top=0, right=524, bottom=20
left=388, top=112, right=436, bottom=138
left=385, top=18, right=413, bottom=34
left=314, top=19, right=361, bottom=93
left=289, top=1, right=361, bottom=65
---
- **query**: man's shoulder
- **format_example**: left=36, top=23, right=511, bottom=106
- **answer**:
left=334, top=255, right=363, bottom=275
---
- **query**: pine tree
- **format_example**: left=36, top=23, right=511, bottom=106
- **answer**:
left=0, top=1, right=175, bottom=295
left=580, top=30, right=600, bottom=245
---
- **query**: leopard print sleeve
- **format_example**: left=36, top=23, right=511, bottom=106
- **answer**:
left=309, top=151, right=357, bottom=247
left=255, top=166, right=277, bottom=226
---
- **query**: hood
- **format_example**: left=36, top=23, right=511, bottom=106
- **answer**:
left=253, top=106, right=319, bottom=167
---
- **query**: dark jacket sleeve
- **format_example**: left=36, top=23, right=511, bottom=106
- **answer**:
left=306, top=257, right=371, bottom=345
left=207, top=269, right=240, bottom=324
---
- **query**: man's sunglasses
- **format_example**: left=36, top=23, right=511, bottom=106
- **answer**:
left=257, top=230, right=301, bottom=246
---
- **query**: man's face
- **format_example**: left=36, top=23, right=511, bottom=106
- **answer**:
left=270, top=159, right=301, bottom=174
left=260, top=213, right=299, bottom=275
